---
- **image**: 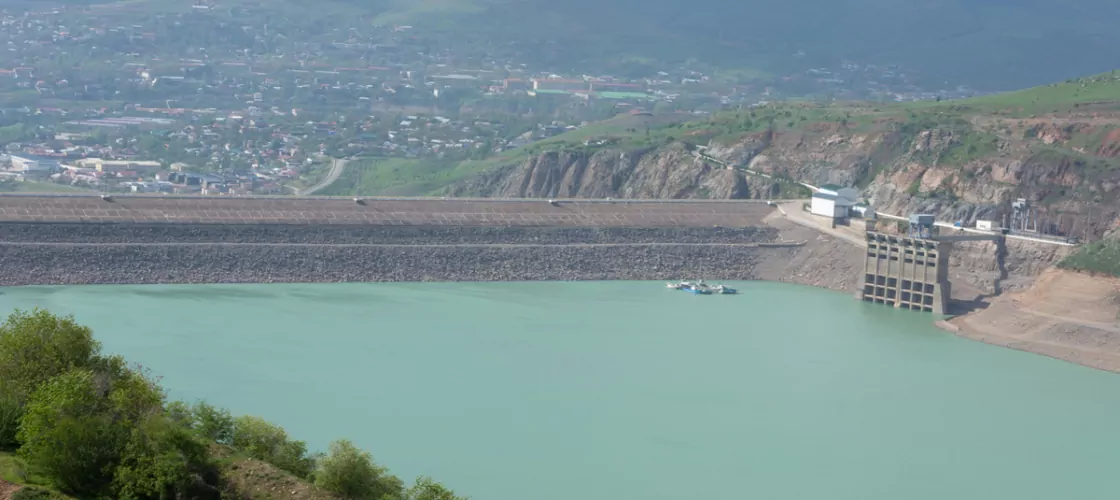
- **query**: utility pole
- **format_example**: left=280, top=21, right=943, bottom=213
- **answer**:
left=1085, top=207, right=1092, bottom=243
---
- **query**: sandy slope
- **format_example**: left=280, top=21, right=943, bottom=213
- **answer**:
left=949, top=269, right=1120, bottom=372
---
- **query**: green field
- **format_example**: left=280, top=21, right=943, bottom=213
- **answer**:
left=0, top=180, right=93, bottom=194
left=903, top=72, right=1120, bottom=116
left=317, top=157, right=475, bottom=196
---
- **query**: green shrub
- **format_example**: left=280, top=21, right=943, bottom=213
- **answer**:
left=230, top=416, right=316, bottom=478
left=112, top=415, right=219, bottom=500
left=906, top=179, right=922, bottom=196
left=17, top=364, right=170, bottom=497
left=192, top=402, right=234, bottom=445
left=11, top=487, right=56, bottom=500
left=407, top=476, right=469, bottom=500
left=1, top=310, right=459, bottom=500
left=17, top=370, right=126, bottom=496
left=0, top=384, right=21, bottom=450
left=1058, top=238, right=1120, bottom=276
left=0, top=308, right=101, bottom=401
left=315, top=439, right=404, bottom=500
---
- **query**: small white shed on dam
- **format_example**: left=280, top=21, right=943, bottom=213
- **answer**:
left=810, top=192, right=854, bottom=219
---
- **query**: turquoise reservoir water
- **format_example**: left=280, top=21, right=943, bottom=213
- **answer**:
left=1, top=281, right=1118, bottom=499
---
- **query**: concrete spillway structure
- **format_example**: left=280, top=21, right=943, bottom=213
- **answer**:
left=859, top=231, right=951, bottom=314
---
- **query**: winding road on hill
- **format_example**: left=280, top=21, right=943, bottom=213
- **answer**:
left=298, top=158, right=349, bottom=196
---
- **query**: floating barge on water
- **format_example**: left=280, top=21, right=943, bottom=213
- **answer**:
left=666, top=280, right=737, bottom=295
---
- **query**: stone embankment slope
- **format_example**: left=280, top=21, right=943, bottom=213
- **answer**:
left=0, top=194, right=836, bottom=286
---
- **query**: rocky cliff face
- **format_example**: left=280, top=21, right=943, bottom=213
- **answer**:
left=453, top=114, right=1120, bottom=243
left=448, top=107, right=1120, bottom=283
left=448, top=144, right=749, bottom=199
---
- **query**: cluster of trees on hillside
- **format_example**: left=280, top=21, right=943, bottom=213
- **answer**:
left=0, top=309, right=466, bottom=500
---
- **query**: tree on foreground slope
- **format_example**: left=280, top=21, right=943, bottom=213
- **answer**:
left=0, top=309, right=468, bottom=499
left=315, top=439, right=404, bottom=499
left=0, top=308, right=102, bottom=449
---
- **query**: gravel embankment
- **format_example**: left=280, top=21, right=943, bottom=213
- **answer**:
left=0, top=243, right=787, bottom=286
left=0, top=224, right=787, bottom=286
left=0, top=223, right=778, bottom=245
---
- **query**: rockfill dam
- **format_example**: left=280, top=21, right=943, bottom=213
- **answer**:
left=0, top=194, right=821, bottom=286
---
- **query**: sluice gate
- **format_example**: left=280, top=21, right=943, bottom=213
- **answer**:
left=859, top=231, right=951, bottom=314
left=858, top=214, right=1004, bottom=315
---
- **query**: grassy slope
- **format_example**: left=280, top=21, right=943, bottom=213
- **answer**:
left=1059, top=238, right=1120, bottom=277
left=0, top=181, right=93, bottom=194
left=319, top=113, right=695, bottom=196
left=0, top=452, right=72, bottom=499
left=903, top=71, right=1120, bottom=115
left=317, top=157, right=464, bottom=196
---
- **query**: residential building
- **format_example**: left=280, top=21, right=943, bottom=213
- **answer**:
left=532, top=78, right=590, bottom=92
left=10, top=154, right=60, bottom=174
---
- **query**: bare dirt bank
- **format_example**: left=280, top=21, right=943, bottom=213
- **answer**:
left=948, top=269, right=1120, bottom=373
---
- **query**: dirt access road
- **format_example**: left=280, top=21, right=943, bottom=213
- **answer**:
left=298, top=158, right=349, bottom=196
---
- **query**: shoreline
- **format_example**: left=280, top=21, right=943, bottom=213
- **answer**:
left=939, top=269, right=1120, bottom=374
left=764, top=208, right=1120, bottom=374
left=2, top=207, right=1112, bottom=374
left=944, top=318, right=1120, bottom=374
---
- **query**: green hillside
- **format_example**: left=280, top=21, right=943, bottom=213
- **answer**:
left=318, top=72, right=1120, bottom=197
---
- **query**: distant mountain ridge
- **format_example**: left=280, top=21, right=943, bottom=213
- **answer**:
left=339, top=0, right=1120, bottom=89
left=59, top=0, right=1120, bottom=89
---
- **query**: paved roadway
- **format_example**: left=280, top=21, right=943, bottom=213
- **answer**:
left=0, top=194, right=783, bottom=227
left=0, top=241, right=804, bottom=249
left=297, top=158, right=349, bottom=196
left=873, top=212, right=1077, bottom=247
left=773, top=201, right=867, bottom=246
left=693, top=147, right=1075, bottom=248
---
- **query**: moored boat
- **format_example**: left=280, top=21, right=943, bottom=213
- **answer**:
left=666, top=279, right=723, bottom=295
